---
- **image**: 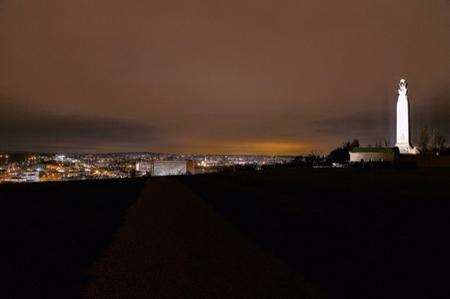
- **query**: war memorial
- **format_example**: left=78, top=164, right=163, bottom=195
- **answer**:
left=349, top=79, right=443, bottom=165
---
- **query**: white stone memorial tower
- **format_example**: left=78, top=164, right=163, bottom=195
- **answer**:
left=395, top=79, right=417, bottom=154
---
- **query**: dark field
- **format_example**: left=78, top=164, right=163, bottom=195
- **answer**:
left=1, top=178, right=147, bottom=299
left=2, top=168, right=450, bottom=298
left=181, top=168, right=450, bottom=299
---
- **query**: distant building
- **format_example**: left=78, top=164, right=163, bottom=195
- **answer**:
left=20, top=170, right=40, bottom=182
left=153, top=161, right=188, bottom=176
left=350, top=147, right=399, bottom=163
left=186, top=160, right=195, bottom=174
left=135, top=162, right=153, bottom=175
left=136, top=160, right=195, bottom=176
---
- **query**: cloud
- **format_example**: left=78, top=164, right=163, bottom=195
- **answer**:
left=309, top=108, right=392, bottom=146
left=415, top=86, right=450, bottom=135
left=0, top=97, right=157, bottom=152
left=310, top=86, right=450, bottom=147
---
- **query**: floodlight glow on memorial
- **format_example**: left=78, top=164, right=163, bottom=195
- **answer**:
left=395, top=79, right=417, bottom=154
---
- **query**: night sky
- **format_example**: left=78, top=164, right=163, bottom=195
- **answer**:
left=0, top=0, right=449, bottom=154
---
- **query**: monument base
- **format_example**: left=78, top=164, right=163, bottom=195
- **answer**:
left=395, top=143, right=420, bottom=155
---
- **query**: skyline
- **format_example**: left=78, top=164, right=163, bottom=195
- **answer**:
left=1, top=0, right=449, bottom=155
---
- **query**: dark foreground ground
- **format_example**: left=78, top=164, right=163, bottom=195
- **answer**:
left=1, top=178, right=147, bottom=298
left=2, top=168, right=450, bottom=298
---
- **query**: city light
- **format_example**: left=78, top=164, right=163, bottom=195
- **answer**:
left=0, top=152, right=294, bottom=184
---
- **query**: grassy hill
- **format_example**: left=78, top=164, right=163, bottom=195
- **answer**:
left=2, top=168, right=450, bottom=298
left=1, top=178, right=147, bottom=299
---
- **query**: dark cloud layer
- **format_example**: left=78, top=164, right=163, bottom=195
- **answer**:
left=313, top=86, right=450, bottom=147
left=0, top=98, right=156, bottom=152
left=0, top=0, right=449, bottom=154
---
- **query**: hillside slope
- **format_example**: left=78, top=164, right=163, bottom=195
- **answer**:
left=84, top=178, right=317, bottom=298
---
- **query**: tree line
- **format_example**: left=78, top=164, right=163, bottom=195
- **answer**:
left=418, top=127, right=446, bottom=154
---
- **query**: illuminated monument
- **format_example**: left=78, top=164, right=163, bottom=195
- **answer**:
left=349, top=78, right=419, bottom=163
left=395, top=79, right=418, bottom=154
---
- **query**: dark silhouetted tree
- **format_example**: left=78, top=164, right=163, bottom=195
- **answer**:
left=342, top=141, right=351, bottom=150
left=418, top=126, right=429, bottom=152
left=328, top=139, right=359, bottom=163
left=350, top=139, right=360, bottom=149
left=430, top=129, right=446, bottom=152
left=328, top=147, right=349, bottom=163
left=290, top=156, right=306, bottom=167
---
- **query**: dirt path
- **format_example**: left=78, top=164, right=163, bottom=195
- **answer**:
left=84, top=177, right=317, bottom=298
